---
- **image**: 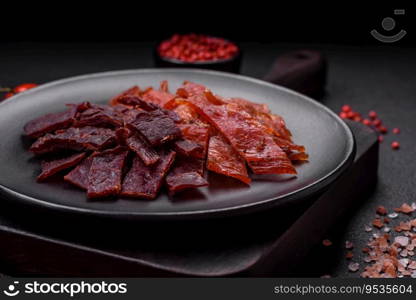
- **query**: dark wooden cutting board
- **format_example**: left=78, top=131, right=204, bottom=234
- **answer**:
left=0, top=121, right=377, bottom=276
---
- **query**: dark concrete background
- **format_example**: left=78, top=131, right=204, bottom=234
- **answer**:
left=0, top=42, right=415, bottom=277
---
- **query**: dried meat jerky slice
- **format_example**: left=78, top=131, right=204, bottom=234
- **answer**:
left=115, top=127, right=132, bottom=145
left=162, top=109, right=181, bottom=123
left=170, top=102, right=198, bottom=121
left=166, top=171, right=208, bottom=194
left=207, top=135, right=251, bottom=184
left=115, top=95, right=160, bottom=111
left=23, top=104, right=82, bottom=138
left=167, top=101, right=210, bottom=128
left=64, top=155, right=94, bottom=190
left=170, top=156, right=205, bottom=176
left=178, top=124, right=210, bottom=158
left=165, top=157, right=208, bottom=193
left=37, top=152, right=86, bottom=181
left=176, top=81, right=207, bottom=98
left=228, top=98, right=293, bottom=141
left=248, top=159, right=295, bottom=174
left=126, top=134, right=160, bottom=166
left=269, top=114, right=292, bottom=141
left=29, top=126, right=116, bottom=155
left=121, top=150, right=176, bottom=199
left=173, top=139, right=204, bottom=159
left=185, top=94, right=296, bottom=174
left=228, top=97, right=271, bottom=114
left=127, top=110, right=181, bottom=146
left=74, top=105, right=124, bottom=128
left=110, top=86, right=142, bottom=106
left=113, top=95, right=181, bottom=122
left=288, top=152, right=309, bottom=161
left=87, top=147, right=128, bottom=198
left=141, top=88, right=175, bottom=107
left=160, top=80, right=169, bottom=93
left=121, top=108, right=142, bottom=124
left=273, top=136, right=305, bottom=153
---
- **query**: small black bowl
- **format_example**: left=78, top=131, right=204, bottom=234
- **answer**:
left=153, top=42, right=242, bottom=74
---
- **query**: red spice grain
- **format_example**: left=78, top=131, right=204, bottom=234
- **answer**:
left=342, top=105, right=352, bottom=112
left=339, top=112, right=348, bottom=119
left=392, top=128, right=400, bottom=134
left=394, top=203, right=414, bottom=214
left=372, top=119, right=382, bottom=127
left=346, top=111, right=355, bottom=119
left=391, top=141, right=400, bottom=150
left=345, top=240, right=354, bottom=249
left=348, top=262, right=360, bottom=272
left=322, top=239, right=332, bottom=247
left=362, top=119, right=371, bottom=126
left=368, top=111, right=377, bottom=119
left=376, top=206, right=388, bottom=216
left=379, top=126, right=388, bottom=134
left=372, top=218, right=384, bottom=229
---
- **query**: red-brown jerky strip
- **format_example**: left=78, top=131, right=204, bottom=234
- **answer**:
left=175, top=81, right=207, bottom=99
left=74, top=104, right=124, bottom=128
left=121, top=150, right=176, bottom=199
left=173, top=139, right=204, bottom=159
left=288, top=152, right=309, bottom=161
left=141, top=89, right=175, bottom=107
left=185, top=94, right=296, bottom=175
left=165, top=172, right=208, bottom=194
left=127, top=110, right=181, bottom=146
left=114, top=95, right=181, bottom=123
left=115, top=95, right=160, bottom=111
left=64, top=155, right=94, bottom=190
left=87, top=148, right=128, bottom=198
left=29, top=126, right=117, bottom=155
left=126, top=134, right=160, bottom=166
left=273, top=136, right=305, bottom=153
left=177, top=124, right=210, bottom=159
left=165, top=157, right=208, bottom=193
left=110, top=85, right=142, bottom=106
left=37, top=152, right=86, bottom=182
left=228, top=98, right=293, bottom=141
left=170, top=156, right=205, bottom=176
left=115, top=127, right=132, bottom=145
left=227, top=98, right=307, bottom=158
left=207, top=135, right=251, bottom=184
left=23, top=103, right=84, bottom=138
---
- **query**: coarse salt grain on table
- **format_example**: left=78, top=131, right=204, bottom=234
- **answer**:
left=339, top=204, right=416, bottom=278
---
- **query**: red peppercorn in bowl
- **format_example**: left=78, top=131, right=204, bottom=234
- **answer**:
left=154, top=34, right=242, bottom=73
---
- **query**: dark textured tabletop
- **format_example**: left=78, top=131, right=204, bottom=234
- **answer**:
left=0, top=42, right=415, bottom=277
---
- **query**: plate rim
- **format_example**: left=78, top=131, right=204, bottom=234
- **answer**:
left=0, top=68, right=355, bottom=220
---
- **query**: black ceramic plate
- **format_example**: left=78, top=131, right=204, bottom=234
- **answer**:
left=0, top=69, right=354, bottom=220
